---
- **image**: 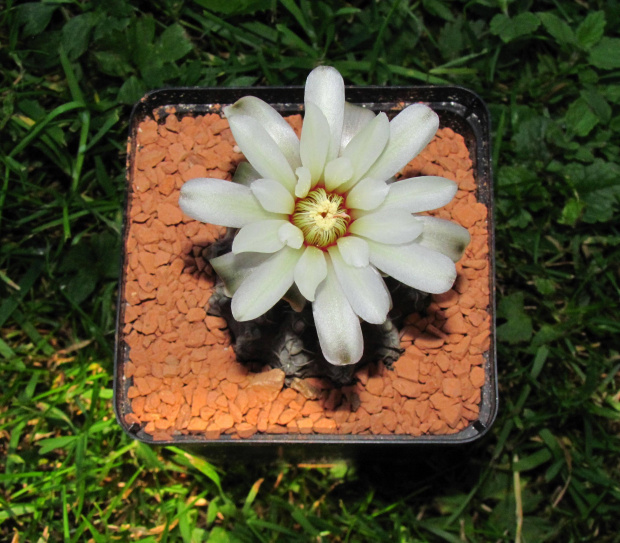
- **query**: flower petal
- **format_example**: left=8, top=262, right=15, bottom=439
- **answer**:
left=415, top=216, right=471, bottom=262
left=179, top=178, right=283, bottom=228
left=336, top=236, right=369, bottom=267
left=232, top=220, right=289, bottom=254
left=295, top=166, right=312, bottom=198
left=304, top=66, right=345, bottom=161
left=232, top=161, right=261, bottom=187
left=231, top=246, right=302, bottom=321
left=378, top=176, right=458, bottom=213
left=294, top=245, right=327, bottom=301
left=341, top=112, right=390, bottom=186
left=367, top=239, right=457, bottom=294
left=283, top=283, right=306, bottom=312
left=278, top=222, right=304, bottom=249
left=228, top=115, right=297, bottom=192
left=350, top=209, right=424, bottom=244
left=328, top=247, right=390, bottom=324
left=313, top=259, right=363, bottom=365
left=300, top=102, right=330, bottom=183
left=251, top=178, right=295, bottom=214
left=224, top=96, right=301, bottom=171
left=324, top=156, right=353, bottom=191
left=341, top=102, right=376, bottom=149
left=345, top=177, right=389, bottom=211
left=210, top=251, right=271, bottom=295
left=364, top=104, right=439, bottom=182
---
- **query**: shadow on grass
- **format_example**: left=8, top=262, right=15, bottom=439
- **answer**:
left=186, top=439, right=490, bottom=501
left=351, top=443, right=488, bottom=499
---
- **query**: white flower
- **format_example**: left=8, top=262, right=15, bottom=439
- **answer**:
left=179, top=66, right=470, bottom=366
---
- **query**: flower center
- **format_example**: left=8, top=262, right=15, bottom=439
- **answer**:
left=291, top=188, right=350, bottom=248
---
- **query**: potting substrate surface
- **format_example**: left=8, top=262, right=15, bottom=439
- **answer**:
left=119, top=109, right=491, bottom=441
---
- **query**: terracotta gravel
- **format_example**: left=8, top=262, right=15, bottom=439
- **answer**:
left=119, top=108, right=491, bottom=441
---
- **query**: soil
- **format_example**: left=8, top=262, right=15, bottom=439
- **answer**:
left=119, top=108, right=491, bottom=441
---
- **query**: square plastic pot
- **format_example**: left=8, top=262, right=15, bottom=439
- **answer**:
left=114, top=84, right=497, bottom=457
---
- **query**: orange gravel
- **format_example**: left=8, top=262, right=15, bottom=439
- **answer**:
left=119, top=108, right=491, bottom=441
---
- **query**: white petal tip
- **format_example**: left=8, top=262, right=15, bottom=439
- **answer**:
left=324, top=156, right=353, bottom=191
left=278, top=223, right=304, bottom=249
left=295, top=166, right=312, bottom=198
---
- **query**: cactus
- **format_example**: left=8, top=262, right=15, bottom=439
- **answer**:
left=206, top=232, right=429, bottom=386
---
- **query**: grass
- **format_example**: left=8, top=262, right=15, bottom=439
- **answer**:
left=1, top=0, right=620, bottom=541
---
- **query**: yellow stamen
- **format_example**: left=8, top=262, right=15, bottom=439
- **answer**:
left=291, top=188, right=350, bottom=248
